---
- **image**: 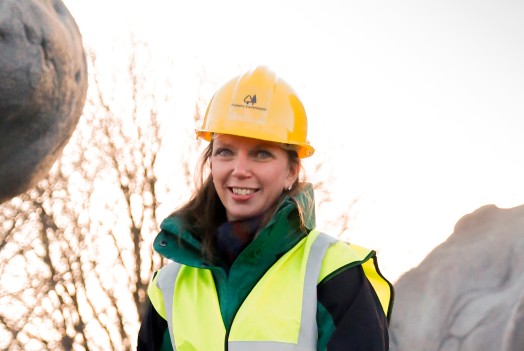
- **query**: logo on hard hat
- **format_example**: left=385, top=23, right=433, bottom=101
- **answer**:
left=243, top=95, right=257, bottom=105
left=231, top=94, right=267, bottom=111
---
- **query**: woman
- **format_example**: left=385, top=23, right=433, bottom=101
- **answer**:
left=137, top=66, right=394, bottom=351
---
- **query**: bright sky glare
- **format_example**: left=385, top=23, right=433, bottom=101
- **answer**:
left=65, top=0, right=524, bottom=282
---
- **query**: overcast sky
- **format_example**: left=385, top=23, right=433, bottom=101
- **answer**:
left=65, top=0, right=524, bottom=281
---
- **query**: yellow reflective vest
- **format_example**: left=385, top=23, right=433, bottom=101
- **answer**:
left=148, top=230, right=393, bottom=351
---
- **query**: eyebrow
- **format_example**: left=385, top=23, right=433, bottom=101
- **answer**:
left=214, top=140, right=277, bottom=149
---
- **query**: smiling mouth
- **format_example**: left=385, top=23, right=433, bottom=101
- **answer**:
left=231, top=187, right=256, bottom=196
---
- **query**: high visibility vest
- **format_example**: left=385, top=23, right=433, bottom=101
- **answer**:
left=148, top=230, right=393, bottom=351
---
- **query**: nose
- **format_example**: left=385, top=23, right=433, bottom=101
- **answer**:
left=231, top=153, right=251, bottom=177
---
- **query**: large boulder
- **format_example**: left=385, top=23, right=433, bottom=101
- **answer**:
left=390, top=204, right=524, bottom=351
left=0, top=0, right=87, bottom=203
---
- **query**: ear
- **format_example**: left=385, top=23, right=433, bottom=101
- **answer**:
left=286, top=160, right=300, bottom=186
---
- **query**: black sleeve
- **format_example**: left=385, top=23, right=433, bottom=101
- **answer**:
left=318, top=265, right=389, bottom=351
left=137, top=299, right=170, bottom=351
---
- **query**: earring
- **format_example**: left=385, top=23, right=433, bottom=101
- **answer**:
left=287, top=185, right=292, bottom=191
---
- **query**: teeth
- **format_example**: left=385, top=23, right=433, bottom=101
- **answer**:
left=232, top=188, right=254, bottom=195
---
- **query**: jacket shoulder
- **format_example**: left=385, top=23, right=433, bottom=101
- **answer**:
left=318, top=235, right=375, bottom=284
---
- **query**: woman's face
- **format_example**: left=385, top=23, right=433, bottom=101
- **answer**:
left=210, top=134, right=299, bottom=221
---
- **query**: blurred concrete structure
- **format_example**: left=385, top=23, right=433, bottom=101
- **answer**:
left=0, top=0, right=87, bottom=203
left=390, top=204, right=524, bottom=351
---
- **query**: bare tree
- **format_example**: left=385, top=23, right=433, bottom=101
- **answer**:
left=0, top=35, right=192, bottom=350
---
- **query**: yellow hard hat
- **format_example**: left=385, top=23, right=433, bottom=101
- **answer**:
left=196, top=66, right=315, bottom=158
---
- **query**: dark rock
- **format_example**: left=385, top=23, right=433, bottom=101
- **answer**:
left=0, top=0, right=87, bottom=203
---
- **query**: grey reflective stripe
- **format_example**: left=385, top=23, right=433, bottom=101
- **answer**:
left=156, top=232, right=337, bottom=351
left=229, top=232, right=337, bottom=351
left=297, top=232, right=337, bottom=350
left=156, top=262, right=182, bottom=351
left=229, top=341, right=314, bottom=351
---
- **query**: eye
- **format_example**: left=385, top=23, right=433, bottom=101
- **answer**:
left=214, top=148, right=233, bottom=157
left=255, top=150, right=273, bottom=159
